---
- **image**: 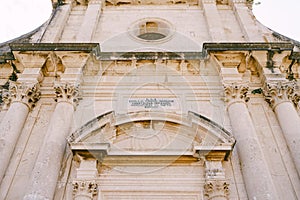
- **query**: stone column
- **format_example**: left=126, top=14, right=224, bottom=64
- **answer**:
left=0, top=82, right=40, bottom=183
left=204, top=160, right=229, bottom=200
left=72, top=158, right=98, bottom=200
left=264, top=81, right=300, bottom=176
left=23, top=83, right=80, bottom=200
left=224, top=83, right=278, bottom=200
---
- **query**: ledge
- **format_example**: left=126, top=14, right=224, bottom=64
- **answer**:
left=1, top=42, right=298, bottom=63
left=9, top=43, right=100, bottom=52
left=203, top=42, right=294, bottom=52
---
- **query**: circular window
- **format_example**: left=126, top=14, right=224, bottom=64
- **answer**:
left=129, top=18, right=174, bottom=43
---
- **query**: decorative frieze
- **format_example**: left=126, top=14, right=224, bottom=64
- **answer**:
left=263, top=81, right=297, bottom=108
left=54, top=82, right=81, bottom=107
left=204, top=180, right=230, bottom=199
left=3, top=81, right=41, bottom=110
left=73, top=180, right=98, bottom=200
left=223, top=83, right=249, bottom=104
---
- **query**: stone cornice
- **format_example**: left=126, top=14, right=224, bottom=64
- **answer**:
left=1, top=42, right=296, bottom=62
left=203, top=42, right=294, bottom=53
left=9, top=43, right=100, bottom=53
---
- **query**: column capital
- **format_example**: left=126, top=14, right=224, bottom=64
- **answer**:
left=2, top=81, right=41, bottom=110
left=54, top=82, right=81, bottom=108
left=263, top=81, right=297, bottom=109
left=72, top=180, right=98, bottom=200
left=223, top=82, right=249, bottom=105
left=204, top=180, right=230, bottom=199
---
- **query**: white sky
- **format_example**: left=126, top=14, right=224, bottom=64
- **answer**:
left=0, top=0, right=299, bottom=43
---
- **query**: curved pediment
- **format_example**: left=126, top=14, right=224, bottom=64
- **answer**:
left=68, top=111, right=235, bottom=160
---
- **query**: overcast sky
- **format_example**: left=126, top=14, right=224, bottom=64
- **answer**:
left=0, top=0, right=299, bottom=43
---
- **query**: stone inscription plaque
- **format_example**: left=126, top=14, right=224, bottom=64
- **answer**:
left=128, top=98, right=176, bottom=109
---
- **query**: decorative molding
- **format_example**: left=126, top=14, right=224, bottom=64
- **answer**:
left=204, top=180, right=230, bottom=199
left=2, top=81, right=41, bottom=110
left=72, top=180, right=98, bottom=199
left=54, top=82, right=81, bottom=107
left=263, top=81, right=297, bottom=108
left=223, top=83, right=249, bottom=104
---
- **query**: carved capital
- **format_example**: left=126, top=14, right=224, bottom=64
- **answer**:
left=54, top=82, right=81, bottom=107
left=223, top=83, right=249, bottom=104
left=73, top=180, right=98, bottom=199
left=263, top=81, right=297, bottom=108
left=3, top=81, right=41, bottom=110
left=204, top=180, right=230, bottom=199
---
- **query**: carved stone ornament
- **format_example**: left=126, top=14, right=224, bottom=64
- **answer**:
left=54, top=82, right=81, bottom=107
left=73, top=180, right=98, bottom=199
left=291, top=93, right=300, bottom=107
left=223, top=83, right=250, bottom=104
left=2, top=81, right=41, bottom=110
left=263, top=81, right=298, bottom=108
left=204, top=180, right=230, bottom=200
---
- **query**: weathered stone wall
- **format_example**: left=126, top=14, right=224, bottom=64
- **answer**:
left=0, top=0, right=300, bottom=199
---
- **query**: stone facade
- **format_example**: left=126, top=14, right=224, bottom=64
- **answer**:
left=0, top=0, right=300, bottom=199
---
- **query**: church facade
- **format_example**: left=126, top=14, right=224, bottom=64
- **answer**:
left=0, top=0, right=300, bottom=199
